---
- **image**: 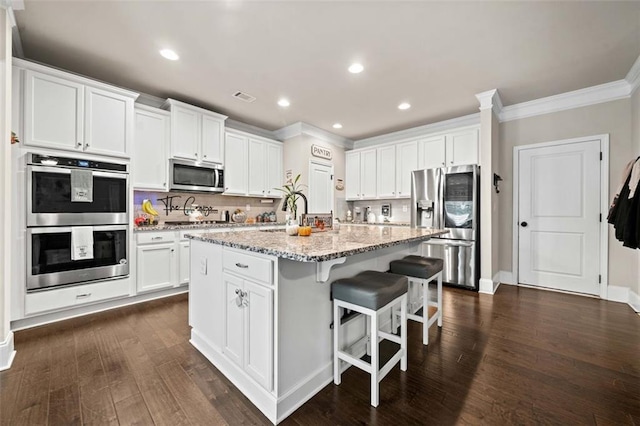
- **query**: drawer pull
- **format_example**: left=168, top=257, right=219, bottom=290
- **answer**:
left=76, top=293, right=92, bottom=299
left=235, top=263, right=249, bottom=269
left=151, top=237, right=163, bottom=240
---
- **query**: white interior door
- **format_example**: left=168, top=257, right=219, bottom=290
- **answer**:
left=518, top=139, right=601, bottom=295
left=309, top=162, right=333, bottom=213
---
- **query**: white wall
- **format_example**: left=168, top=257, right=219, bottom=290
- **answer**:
left=499, top=98, right=639, bottom=292
left=0, top=7, right=13, bottom=369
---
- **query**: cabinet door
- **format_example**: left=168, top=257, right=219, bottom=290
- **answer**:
left=418, top=135, right=446, bottom=170
left=171, top=106, right=200, bottom=161
left=244, top=280, right=273, bottom=391
left=85, top=86, right=132, bottom=157
left=447, top=129, right=479, bottom=166
left=345, top=151, right=361, bottom=200
left=223, top=273, right=244, bottom=367
left=24, top=70, right=84, bottom=151
left=224, top=133, right=248, bottom=195
left=201, top=114, right=224, bottom=164
left=360, top=149, right=377, bottom=198
left=396, top=141, right=418, bottom=198
left=133, top=108, right=169, bottom=190
left=376, top=145, right=396, bottom=198
left=265, top=142, right=283, bottom=197
left=178, top=241, right=190, bottom=286
left=136, top=243, right=175, bottom=292
left=248, top=139, right=266, bottom=196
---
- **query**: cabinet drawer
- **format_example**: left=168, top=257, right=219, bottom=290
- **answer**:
left=25, top=278, right=130, bottom=315
left=137, top=231, right=177, bottom=245
left=223, top=248, right=273, bottom=285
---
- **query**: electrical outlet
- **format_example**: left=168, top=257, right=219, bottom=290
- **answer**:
left=200, top=258, right=208, bottom=275
left=402, top=204, right=408, bottom=213
left=246, top=204, right=251, bottom=212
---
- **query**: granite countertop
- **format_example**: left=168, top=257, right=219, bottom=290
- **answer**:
left=134, top=221, right=285, bottom=232
left=187, top=224, right=448, bottom=262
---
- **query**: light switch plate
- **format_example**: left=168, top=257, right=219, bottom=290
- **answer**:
left=246, top=204, right=251, bottom=212
left=200, top=257, right=208, bottom=275
left=402, top=204, right=408, bottom=212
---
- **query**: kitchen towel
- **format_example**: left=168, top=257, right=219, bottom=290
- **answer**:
left=71, top=226, right=94, bottom=260
left=70, top=169, right=93, bottom=202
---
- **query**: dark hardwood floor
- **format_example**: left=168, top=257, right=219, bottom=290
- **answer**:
left=2, top=285, right=639, bottom=425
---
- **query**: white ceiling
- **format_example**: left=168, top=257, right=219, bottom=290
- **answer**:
left=14, top=1, right=640, bottom=140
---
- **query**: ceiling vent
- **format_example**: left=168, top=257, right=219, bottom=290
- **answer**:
left=233, top=91, right=256, bottom=103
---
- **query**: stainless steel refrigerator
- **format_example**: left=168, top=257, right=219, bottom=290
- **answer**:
left=410, top=165, right=479, bottom=290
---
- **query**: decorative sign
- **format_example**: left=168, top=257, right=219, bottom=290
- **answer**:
left=157, top=195, right=217, bottom=217
left=311, top=144, right=332, bottom=160
left=335, top=178, right=344, bottom=191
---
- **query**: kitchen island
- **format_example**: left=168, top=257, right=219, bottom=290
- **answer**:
left=187, top=225, right=446, bottom=424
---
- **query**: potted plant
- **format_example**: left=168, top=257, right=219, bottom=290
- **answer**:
left=275, top=174, right=306, bottom=235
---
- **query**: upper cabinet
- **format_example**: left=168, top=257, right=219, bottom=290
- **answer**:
left=347, top=126, right=478, bottom=201
left=162, top=99, right=227, bottom=164
left=133, top=105, right=170, bottom=191
left=15, top=62, right=138, bottom=158
left=224, top=130, right=283, bottom=197
left=418, top=128, right=479, bottom=170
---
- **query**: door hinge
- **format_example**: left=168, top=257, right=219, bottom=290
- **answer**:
left=599, top=213, right=602, bottom=222
left=600, top=152, right=603, bottom=160
left=331, top=174, right=334, bottom=180
left=598, top=274, right=601, bottom=284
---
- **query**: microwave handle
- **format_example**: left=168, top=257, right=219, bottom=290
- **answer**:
left=214, top=170, right=219, bottom=189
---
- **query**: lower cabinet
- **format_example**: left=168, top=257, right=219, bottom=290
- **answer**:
left=136, top=242, right=176, bottom=292
left=222, top=271, right=274, bottom=391
left=179, top=241, right=191, bottom=285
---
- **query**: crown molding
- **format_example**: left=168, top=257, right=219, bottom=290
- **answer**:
left=3, top=0, right=24, bottom=57
left=353, top=113, right=480, bottom=149
left=625, top=54, right=640, bottom=95
left=135, top=92, right=166, bottom=109
left=273, top=122, right=353, bottom=149
left=475, top=89, right=503, bottom=116
left=499, top=79, right=631, bottom=122
left=226, top=119, right=279, bottom=141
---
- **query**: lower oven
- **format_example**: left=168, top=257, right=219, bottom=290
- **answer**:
left=27, top=225, right=129, bottom=291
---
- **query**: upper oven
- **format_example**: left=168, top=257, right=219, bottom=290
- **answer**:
left=169, top=159, right=224, bottom=193
left=27, top=153, right=129, bottom=227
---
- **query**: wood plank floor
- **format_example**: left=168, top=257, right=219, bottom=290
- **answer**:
left=2, top=285, right=639, bottom=425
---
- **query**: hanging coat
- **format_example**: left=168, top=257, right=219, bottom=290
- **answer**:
left=609, top=157, right=640, bottom=249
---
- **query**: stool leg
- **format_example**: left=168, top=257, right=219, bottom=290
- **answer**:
left=400, top=294, right=407, bottom=371
left=365, top=315, right=371, bottom=356
left=437, top=272, right=443, bottom=327
left=370, top=312, right=379, bottom=407
left=333, top=302, right=341, bottom=385
left=423, top=279, right=429, bottom=346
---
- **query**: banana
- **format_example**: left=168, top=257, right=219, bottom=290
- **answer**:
left=142, top=199, right=159, bottom=216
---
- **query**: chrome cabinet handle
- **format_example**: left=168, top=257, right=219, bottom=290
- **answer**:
left=76, top=293, right=91, bottom=298
left=151, top=237, right=163, bottom=240
left=235, top=263, right=249, bottom=269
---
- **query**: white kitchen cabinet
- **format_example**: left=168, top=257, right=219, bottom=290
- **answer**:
left=133, top=105, right=170, bottom=191
left=17, top=62, right=138, bottom=158
left=265, top=142, right=283, bottom=197
left=179, top=241, right=191, bottom=286
left=163, top=99, right=227, bottom=164
left=418, top=129, right=479, bottom=169
left=376, top=145, right=396, bottom=198
left=418, top=135, right=446, bottom=170
left=224, top=132, right=249, bottom=195
left=136, top=243, right=176, bottom=293
left=248, top=138, right=266, bottom=196
left=396, top=141, right=418, bottom=198
left=346, top=149, right=377, bottom=200
left=447, top=128, right=479, bottom=166
left=223, top=272, right=245, bottom=367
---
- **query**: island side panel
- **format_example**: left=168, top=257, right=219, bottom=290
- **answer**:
left=275, top=241, right=422, bottom=417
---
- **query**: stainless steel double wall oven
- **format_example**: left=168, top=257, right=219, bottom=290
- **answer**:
left=26, top=153, right=130, bottom=291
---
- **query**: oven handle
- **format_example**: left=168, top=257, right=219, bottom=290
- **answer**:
left=28, top=165, right=128, bottom=179
left=27, top=224, right=128, bottom=234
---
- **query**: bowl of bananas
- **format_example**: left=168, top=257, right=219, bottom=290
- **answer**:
left=139, top=199, right=159, bottom=226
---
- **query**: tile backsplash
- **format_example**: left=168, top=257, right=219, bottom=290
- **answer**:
left=134, top=191, right=287, bottom=223
left=348, top=199, right=412, bottom=223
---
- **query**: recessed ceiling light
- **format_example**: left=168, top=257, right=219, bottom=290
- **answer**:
left=332, top=123, right=343, bottom=129
left=277, top=98, right=290, bottom=107
left=348, top=63, right=364, bottom=74
left=159, top=49, right=179, bottom=61
left=398, top=102, right=411, bottom=110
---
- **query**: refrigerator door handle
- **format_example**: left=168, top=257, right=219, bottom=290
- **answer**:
left=427, top=239, right=474, bottom=248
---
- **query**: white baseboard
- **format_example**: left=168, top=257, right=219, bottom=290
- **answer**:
left=606, top=285, right=629, bottom=304
left=478, top=278, right=495, bottom=294
left=500, top=270, right=515, bottom=285
left=627, top=289, right=640, bottom=313
left=0, top=331, right=16, bottom=371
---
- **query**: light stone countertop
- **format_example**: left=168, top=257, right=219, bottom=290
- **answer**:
left=187, top=224, right=448, bottom=262
left=134, top=221, right=285, bottom=232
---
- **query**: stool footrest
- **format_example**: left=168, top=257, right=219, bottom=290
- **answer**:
left=337, top=352, right=372, bottom=373
left=378, top=331, right=401, bottom=344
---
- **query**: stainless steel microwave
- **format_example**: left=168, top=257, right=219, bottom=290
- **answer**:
left=169, top=159, right=224, bottom=193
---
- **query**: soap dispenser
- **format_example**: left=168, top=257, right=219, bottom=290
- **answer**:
left=366, top=206, right=376, bottom=224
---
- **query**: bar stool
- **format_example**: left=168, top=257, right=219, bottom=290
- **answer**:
left=389, top=255, right=443, bottom=345
left=331, top=270, right=408, bottom=407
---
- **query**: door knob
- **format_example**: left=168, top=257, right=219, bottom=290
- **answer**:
left=520, top=221, right=528, bottom=227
